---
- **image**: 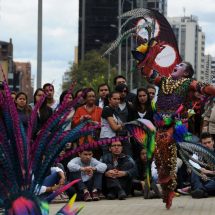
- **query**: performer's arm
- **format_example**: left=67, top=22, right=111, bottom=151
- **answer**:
left=140, top=41, right=165, bottom=86
left=189, top=80, right=215, bottom=97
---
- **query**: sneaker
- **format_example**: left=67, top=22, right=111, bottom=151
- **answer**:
left=177, top=186, right=191, bottom=195
left=190, top=188, right=204, bottom=199
left=92, top=191, right=100, bottom=201
left=84, top=192, right=92, bottom=201
left=151, top=182, right=162, bottom=198
left=117, top=188, right=127, bottom=200
left=107, top=188, right=116, bottom=200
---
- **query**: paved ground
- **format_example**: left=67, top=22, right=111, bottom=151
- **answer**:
left=49, top=195, right=215, bottom=215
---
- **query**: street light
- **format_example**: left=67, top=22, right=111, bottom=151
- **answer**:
left=95, top=39, right=111, bottom=83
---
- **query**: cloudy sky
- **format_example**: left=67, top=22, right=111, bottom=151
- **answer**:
left=0, top=0, right=215, bottom=99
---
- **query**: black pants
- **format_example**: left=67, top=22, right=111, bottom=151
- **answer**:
left=103, top=162, right=133, bottom=196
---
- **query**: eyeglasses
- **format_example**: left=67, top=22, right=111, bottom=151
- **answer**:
left=111, top=145, right=122, bottom=148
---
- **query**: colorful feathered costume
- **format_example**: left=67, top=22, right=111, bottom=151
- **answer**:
left=100, top=8, right=215, bottom=210
left=0, top=66, right=130, bottom=215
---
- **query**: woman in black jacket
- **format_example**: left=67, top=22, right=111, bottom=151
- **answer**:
left=33, top=88, right=53, bottom=135
left=128, top=87, right=154, bottom=124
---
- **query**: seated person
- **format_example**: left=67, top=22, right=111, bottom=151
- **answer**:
left=67, top=148, right=107, bottom=201
left=131, top=148, right=162, bottom=199
left=190, top=132, right=215, bottom=198
left=100, top=139, right=138, bottom=200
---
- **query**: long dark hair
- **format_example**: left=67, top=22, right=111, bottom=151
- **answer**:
left=135, top=147, right=147, bottom=180
left=34, top=88, right=50, bottom=120
left=15, top=92, right=32, bottom=117
left=59, top=90, right=74, bottom=105
left=131, top=87, right=152, bottom=112
left=104, top=91, right=120, bottom=107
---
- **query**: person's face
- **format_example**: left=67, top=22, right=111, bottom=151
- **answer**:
left=65, top=142, right=72, bottom=149
left=201, top=138, right=214, bottom=151
left=116, top=78, right=126, bottom=86
left=119, top=87, right=128, bottom=100
left=16, top=94, right=27, bottom=108
left=140, top=149, right=147, bottom=162
left=109, top=141, right=123, bottom=156
left=45, top=86, right=54, bottom=99
left=64, top=94, right=73, bottom=103
left=138, top=91, right=148, bottom=104
left=98, top=86, right=110, bottom=100
left=171, top=63, right=189, bottom=79
left=11, top=94, right=16, bottom=101
left=147, top=88, right=156, bottom=101
left=36, top=90, right=45, bottom=103
left=86, top=91, right=95, bottom=105
left=194, top=92, right=200, bottom=99
left=77, top=91, right=85, bottom=104
left=108, top=93, right=120, bottom=107
left=79, top=151, right=93, bottom=164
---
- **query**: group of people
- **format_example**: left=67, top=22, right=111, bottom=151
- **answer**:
left=0, top=72, right=215, bottom=203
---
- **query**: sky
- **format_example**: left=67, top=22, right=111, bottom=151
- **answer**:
left=0, top=0, right=215, bottom=99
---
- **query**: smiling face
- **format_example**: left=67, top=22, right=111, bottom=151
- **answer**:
left=171, top=63, right=189, bottom=79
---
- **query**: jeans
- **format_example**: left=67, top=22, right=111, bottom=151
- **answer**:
left=39, top=171, right=72, bottom=201
left=191, top=172, right=215, bottom=195
left=69, top=171, right=103, bottom=194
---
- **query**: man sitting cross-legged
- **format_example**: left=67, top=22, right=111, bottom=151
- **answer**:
left=100, top=139, right=138, bottom=200
left=67, top=148, right=107, bottom=201
left=190, top=132, right=215, bottom=198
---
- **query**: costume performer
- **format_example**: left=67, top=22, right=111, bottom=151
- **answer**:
left=100, top=8, right=215, bottom=210
left=0, top=66, right=131, bottom=215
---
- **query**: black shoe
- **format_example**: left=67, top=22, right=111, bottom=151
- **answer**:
left=107, top=188, right=116, bottom=200
left=190, top=188, right=204, bottom=199
left=117, top=188, right=127, bottom=200
left=151, top=182, right=162, bottom=198
left=203, top=192, right=208, bottom=198
left=144, top=180, right=150, bottom=199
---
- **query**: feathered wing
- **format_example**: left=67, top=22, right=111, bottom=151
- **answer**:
left=124, top=119, right=156, bottom=187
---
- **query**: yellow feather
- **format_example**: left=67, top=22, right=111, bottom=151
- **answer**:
left=136, top=43, right=148, bottom=54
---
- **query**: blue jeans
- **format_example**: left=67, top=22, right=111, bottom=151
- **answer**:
left=39, top=171, right=71, bottom=201
left=191, top=172, right=215, bottom=194
left=69, top=171, right=103, bottom=194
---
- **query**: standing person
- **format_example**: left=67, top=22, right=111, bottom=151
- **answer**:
left=72, top=88, right=102, bottom=146
left=146, top=84, right=156, bottom=101
left=59, top=90, right=75, bottom=131
left=128, top=87, right=154, bottom=123
left=43, top=83, right=59, bottom=112
left=114, top=75, right=136, bottom=103
left=33, top=88, right=53, bottom=135
left=15, top=92, right=37, bottom=137
left=100, top=139, right=137, bottom=200
left=74, top=88, right=86, bottom=111
left=100, top=92, right=122, bottom=155
left=115, top=83, right=133, bottom=157
left=95, top=84, right=110, bottom=109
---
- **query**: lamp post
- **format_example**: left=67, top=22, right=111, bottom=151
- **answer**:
left=118, top=0, right=122, bottom=75
left=95, top=40, right=111, bottom=83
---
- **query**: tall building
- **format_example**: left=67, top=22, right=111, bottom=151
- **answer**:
left=0, top=38, right=13, bottom=82
left=203, top=55, right=215, bottom=85
left=147, top=0, right=167, bottom=17
left=78, top=0, right=166, bottom=62
left=168, top=15, right=205, bottom=79
left=13, top=62, right=34, bottom=102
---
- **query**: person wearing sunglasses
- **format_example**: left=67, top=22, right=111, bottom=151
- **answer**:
left=115, top=83, right=133, bottom=158
left=100, top=139, right=137, bottom=200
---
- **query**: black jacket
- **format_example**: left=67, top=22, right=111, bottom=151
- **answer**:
left=126, top=92, right=136, bottom=103
left=128, top=109, right=154, bottom=124
left=95, top=98, right=99, bottom=106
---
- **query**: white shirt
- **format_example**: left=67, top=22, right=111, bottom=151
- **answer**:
left=189, top=154, right=201, bottom=170
left=99, top=98, right=104, bottom=109
left=138, top=111, right=146, bottom=119
left=50, top=101, right=59, bottom=112
left=119, top=103, right=126, bottom=111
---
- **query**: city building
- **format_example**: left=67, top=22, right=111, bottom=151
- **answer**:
left=13, top=62, right=34, bottom=102
left=168, top=15, right=205, bottom=79
left=78, top=0, right=166, bottom=62
left=203, top=55, right=215, bottom=85
left=62, top=71, right=70, bottom=87
left=147, top=0, right=167, bottom=17
left=0, top=38, right=13, bottom=82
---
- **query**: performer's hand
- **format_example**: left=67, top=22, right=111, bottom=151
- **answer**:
left=154, top=40, right=166, bottom=54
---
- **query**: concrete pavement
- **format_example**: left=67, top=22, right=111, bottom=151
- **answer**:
left=49, top=195, right=215, bottom=215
